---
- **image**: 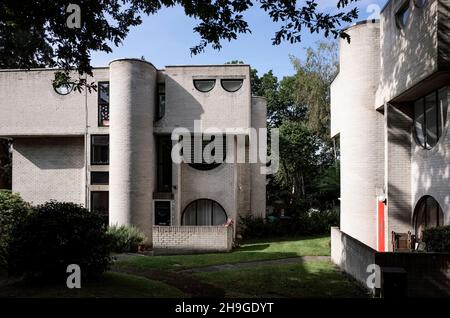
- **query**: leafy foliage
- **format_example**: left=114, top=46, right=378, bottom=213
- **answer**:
left=422, top=226, right=450, bottom=253
left=7, top=201, right=112, bottom=281
left=0, top=191, right=31, bottom=268
left=1, top=0, right=360, bottom=89
left=240, top=209, right=339, bottom=239
left=107, top=224, right=146, bottom=253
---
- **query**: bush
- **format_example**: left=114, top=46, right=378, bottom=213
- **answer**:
left=0, top=191, right=31, bottom=268
left=107, top=224, right=146, bottom=253
left=7, top=201, right=112, bottom=281
left=240, top=209, right=339, bottom=239
left=422, top=226, right=450, bottom=253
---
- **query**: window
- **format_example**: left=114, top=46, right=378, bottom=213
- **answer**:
left=155, top=201, right=171, bottom=226
left=91, top=172, right=109, bottom=185
left=182, top=199, right=227, bottom=226
left=396, top=1, right=411, bottom=29
left=185, top=134, right=226, bottom=171
left=157, top=136, right=172, bottom=192
left=413, top=88, right=448, bottom=149
left=156, top=83, right=165, bottom=120
left=54, top=83, right=73, bottom=95
left=221, top=79, right=243, bottom=92
left=193, top=79, right=216, bottom=93
left=91, top=135, right=109, bottom=165
left=91, top=191, right=109, bottom=222
left=413, top=196, right=444, bottom=240
left=98, top=82, right=110, bottom=126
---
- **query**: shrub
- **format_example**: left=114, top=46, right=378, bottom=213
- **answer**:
left=422, top=226, right=450, bottom=253
left=7, top=201, right=112, bottom=281
left=240, top=209, right=339, bottom=239
left=0, top=191, right=31, bottom=268
left=107, top=224, right=146, bottom=253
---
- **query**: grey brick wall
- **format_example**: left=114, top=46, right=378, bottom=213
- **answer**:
left=12, top=137, right=85, bottom=205
left=153, top=225, right=233, bottom=253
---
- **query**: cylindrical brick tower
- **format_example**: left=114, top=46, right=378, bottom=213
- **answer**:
left=336, top=21, right=383, bottom=249
left=109, top=58, right=157, bottom=241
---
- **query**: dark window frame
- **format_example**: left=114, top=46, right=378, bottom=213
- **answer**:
left=156, top=135, right=173, bottom=192
left=91, top=134, right=110, bottom=165
left=413, top=88, right=448, bottom=150
left=413, top=195, right=444, bottom=239
left=221, top=79, right=244, bottom=92
left=154, top=200, right=172, bottom=226
left=98, top=81, right=110, bottom=127
left=90, top=171, right=109, bottom=185
left=193, top=79, right=216, bottom=93
left=187, top=134, right=227, bottom=171
left=90, top=191, right=109, bottom=223
left=156, top=83, right=166, bottom=121
left=181, top=199, right=227, bottom=226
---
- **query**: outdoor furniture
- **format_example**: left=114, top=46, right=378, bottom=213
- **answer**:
left=392, top=231, right=415, bottom=252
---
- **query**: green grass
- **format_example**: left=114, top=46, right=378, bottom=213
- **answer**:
left=115, top=235, right=331, bottom=271
left=0, top=272, right=185, bottom=298
left=194, top=260, right=368, bottom=298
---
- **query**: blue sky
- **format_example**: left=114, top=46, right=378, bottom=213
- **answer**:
left=91, top=0, right=387, bottom=79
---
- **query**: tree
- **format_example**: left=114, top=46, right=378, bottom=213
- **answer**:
left=1, top=0, right=359, bottom=89
left=290, top=41, right=339, bottom=141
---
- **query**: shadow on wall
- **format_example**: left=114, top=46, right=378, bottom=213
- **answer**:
left=154, top=75, right=204, bottom=131
left=14, top=137, right=85, bottom=170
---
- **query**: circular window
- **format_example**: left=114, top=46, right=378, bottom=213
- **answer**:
left=221, top=79, right=243, bottom=92
left=396, top=1, right=411, bottom=29
left=414, top=87, right=448, bottom=149
left=413, top=196, right=444, bottom=240
left=185, top=134, right=226, bottom=171
left=193, top=79, right=216, bottom=93
left=182, top=199, right=227, bottom=226
left=54, top=83, right=73, bottom=95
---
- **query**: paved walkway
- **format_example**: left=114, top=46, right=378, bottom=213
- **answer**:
left=180, top=256, right=330, bottom=274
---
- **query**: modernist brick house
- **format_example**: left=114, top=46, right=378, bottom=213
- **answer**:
left=0, top=59, right=267, bottom=248
left=330, top=0, right=450, bottom=283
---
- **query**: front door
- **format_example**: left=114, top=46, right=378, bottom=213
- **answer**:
left=154, top=201, right=171, bottom=226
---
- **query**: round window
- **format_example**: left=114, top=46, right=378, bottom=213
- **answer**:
left=414, top=87, right=448, bottom=149
left=221, top=79, right=243, bottom=92
left=182, top=199, right=227, bottom=226
left=185, top=134, right=227, bottom=171
left=54, top=83, right=73, bottom=95
left=193, top=79, right=216, bottom=93
left=396, top=1, right=411, bottom=29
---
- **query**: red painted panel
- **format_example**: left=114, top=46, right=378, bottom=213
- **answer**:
left=378, top=201, right=385, bottom=252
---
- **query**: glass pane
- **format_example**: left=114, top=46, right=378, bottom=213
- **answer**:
left=414, top=99, right=425, bottom=148
left=91, top=172, right=109, bottom=185
left=99, top=82, right=109, bottom=104
left=91, top=135, right=109, bottom=164
left=425, top=92, right=438, bottom=148
left=396, top=4, right=410, bottom=28
left=91, top=191, right=109, bottom=223
left=155, top=201, right=171, bottom=226
left=221, top=79, right=243, bottom=92
left=196, top=200, right=212, bottom=226
left=193, top=79, right=215, bottom=92
left=183, top=203, right=197, bottom=225
left=212, top=202, right=227, bottom=225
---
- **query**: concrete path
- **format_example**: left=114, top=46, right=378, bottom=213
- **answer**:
left=181, top=256, right=330, bottom=274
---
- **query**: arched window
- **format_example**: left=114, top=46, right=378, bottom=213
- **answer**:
left=413, top=196, right=444, bottom=239
left=182, top=199, right=227, bottom=226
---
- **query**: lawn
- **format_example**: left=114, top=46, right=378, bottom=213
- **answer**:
left=0, top=236, right=367, bottom=298
left=0, top=272, right=185, bottom=298
left=193, top=260, right=368, bottom=298
left=114, top=235, right=331, bottom=271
